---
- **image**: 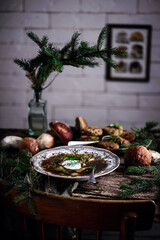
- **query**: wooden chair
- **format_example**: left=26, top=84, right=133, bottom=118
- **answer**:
left=0, top=186, right=156, bottom=240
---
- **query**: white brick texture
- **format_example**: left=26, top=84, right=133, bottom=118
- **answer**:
left=107, top=78, right=160, bottom=93
left=108, top=14, right=160, bottom=29
left=109, top=109, right=160, bottom=123
left=0, top=0, right=23, bottom=11
left=0, top=29, right=25, bottom=44
left=0, top=13, right=48, bottom=28
left=50, top=13, right=106, bottom=29
left=25, top=0, right=80, bottom=12
left=139, top=95, right=160, bottom=108
left=139, top=0, right=160, bottom=13
left=81, top=0, right=137, bottom=13
left=83, top=93, right=137, bottom=108
left=52, top=75, right=105, bottom=92
left=0, top=89, right=26, bottom=105
left=151, top=47, right=160, bottom=62
left=0, top=106, right=27, bottom=128
left=0, top=0, right=160, bottom=130
left=54, top=106, right=108, bottom=127
left=152, top=30, right=160, bottom=46
left=0, top=44, right=38, bottom=59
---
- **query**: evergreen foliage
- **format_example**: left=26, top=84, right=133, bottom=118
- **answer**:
left=119, top=121, right=160, bottom=152
left=118, top=160, right=160, bottom=199
left=14, top=26, right=126, bottom=92
left=118, top=121, right=160, bottom=199
left=0, top=148, right=44, bottom=216
left=1, top=121, right=159, bottom=211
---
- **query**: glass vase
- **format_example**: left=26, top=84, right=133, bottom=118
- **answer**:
left=28, top=90, right=47, bottom=136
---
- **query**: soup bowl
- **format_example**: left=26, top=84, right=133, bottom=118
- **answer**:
left=31, top=145, right=120, bottom=181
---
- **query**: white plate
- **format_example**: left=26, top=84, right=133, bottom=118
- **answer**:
left=31, top=146, right=120, bottom=181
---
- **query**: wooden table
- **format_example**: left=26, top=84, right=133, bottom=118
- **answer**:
left=0, top=129, right=159, bottom=219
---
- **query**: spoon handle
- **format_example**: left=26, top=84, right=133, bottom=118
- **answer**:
left=88, top=169, right=96, bottom=183
left=68, top=141, right=99, bottom=146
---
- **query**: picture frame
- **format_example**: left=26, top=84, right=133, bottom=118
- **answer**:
left=106, top=24, right=152, bottom=82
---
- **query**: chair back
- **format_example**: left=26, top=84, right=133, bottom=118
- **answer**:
left=1, top=186, right=156, bottom=240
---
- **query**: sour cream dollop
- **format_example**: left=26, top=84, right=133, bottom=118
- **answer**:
left=62, top=160, right=81, bottom=170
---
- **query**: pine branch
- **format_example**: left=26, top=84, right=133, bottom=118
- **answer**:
left=125, top=166, right=157, bottom=175
left=145, top=121, right=160, bottom=130
left=70, top=31, right=81, bottom=52
left=0, top=148, right=44, bottom=216
left=99, top=54, right=118, bottom=69
left=118, top=162, right=160, bottom=199
left=14, top=59, right=32, bottom=72
left=97, top=25, right=109, bottom=50
left=60, top=42, right=72, bottom=56
left=101, top=47, right=127, bottom=58
left=41, top=35, right=49, bottom=47
left=118, top=178, right=155, bottom=199
left=14, top=26, right=127, bottom=90
left=119, top=138, right=152, bottom=152
left=43, top=72, right=60, bottom=90
left=27, top=32, right=48, bottom=48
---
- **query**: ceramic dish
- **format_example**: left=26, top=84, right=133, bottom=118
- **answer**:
left=31, top=146, right=120, bottom=181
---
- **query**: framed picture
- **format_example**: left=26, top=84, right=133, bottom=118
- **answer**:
left=106, top=24, right=152, bottom=82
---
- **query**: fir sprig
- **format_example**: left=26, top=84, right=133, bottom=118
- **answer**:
left=124, top=165, right=159, bottom=175
left=119, top=121, right=160, bottom=153
left=0, top=147, right=44, bottom=216
left=118, top=161, right=160, bottom=199
left=14, top=26, right=126, bottom=91
left=119, top=138, right=152, bottom=152
left=97, top=25, right=109, bottom=50
left=119, top=178, right=156, bottom=199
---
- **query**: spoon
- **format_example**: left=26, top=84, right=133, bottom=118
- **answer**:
left=68, top=140, right=99, bottom=146
left=87, top=168, right=96, bottom=183
left=68, top=135, right=110, bottom=146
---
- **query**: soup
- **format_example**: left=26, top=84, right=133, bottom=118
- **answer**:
left=41, top=153, right=107, bottom=177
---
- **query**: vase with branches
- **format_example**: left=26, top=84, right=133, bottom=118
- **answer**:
left=14, top=25, right=126, bottom=136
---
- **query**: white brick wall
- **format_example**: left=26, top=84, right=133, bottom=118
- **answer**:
left=0, top=0, right=160, bottom=130
left=0, top=0, right=23, bottom=11
left=81, top=0, right=137, bottom=13
left=25, top=0, right=80, bottom=12
left=0, top=13, right=49, bottom=28
left=50, top=13, right=106, bottom=29
left=139, top=0, right=160, bottom=13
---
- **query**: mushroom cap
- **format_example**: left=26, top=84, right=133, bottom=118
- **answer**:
left=98, top=139, right=119, bottom=152
left=124, top=146, right=152, bottom=167
left=81, top=126, right=103, bottom=137
left=120, top=130, right=136, bottom=142
left=103, top=126, right=123, bottom=136
left=49, top=121, right=73, bottom=144
left=75, top=116, right=88, bottom=133
left=19, top=137, right=39, bottom=155
left=37, top=133, right=55, bottom=150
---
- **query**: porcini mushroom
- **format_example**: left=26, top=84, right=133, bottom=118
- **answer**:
left=19, top=137, right=39, bottom=155
left=124, top=146, right=152, bottom=167
left=37, top=133, right=55, bottom=150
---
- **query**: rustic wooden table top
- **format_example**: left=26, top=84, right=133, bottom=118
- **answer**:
left=0, top=128, right=159, bottom=219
